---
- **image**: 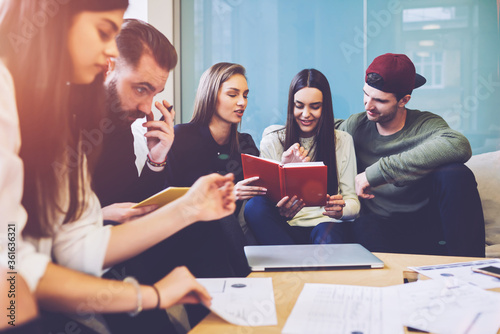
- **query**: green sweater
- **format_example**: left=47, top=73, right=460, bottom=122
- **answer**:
left=338, top=109, right=472, bottom=217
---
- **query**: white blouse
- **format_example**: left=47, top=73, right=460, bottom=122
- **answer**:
left=0, top=60, right=111, bottom=291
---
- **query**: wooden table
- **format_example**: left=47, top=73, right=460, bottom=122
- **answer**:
left=190, top=253, right=500, bottom=334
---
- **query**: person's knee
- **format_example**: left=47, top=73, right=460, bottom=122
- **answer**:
left=431, top=163, right=476, bottom=186
left=311, top=222, right=351, bottom=244
left=244, top=196, right=271, bottom=223
left=310, top=223, right=330, bottom=244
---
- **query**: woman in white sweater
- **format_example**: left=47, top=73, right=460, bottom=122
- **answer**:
left=244, top=69, right=359, bottom=245
left=0, top=1, right=235, bottom=332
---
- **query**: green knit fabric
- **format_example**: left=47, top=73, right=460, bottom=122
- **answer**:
left=338, top=109, right=472, bottom=217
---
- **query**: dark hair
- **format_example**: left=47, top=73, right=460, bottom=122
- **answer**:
left=191, top=62, right=247, bottom=155
left=116, top=19, right=178, bottom=71
left=366, top=72, right=411, bottom=101
left=283, top=69, right=339, bottom=195
left=0, top=0, right=128, bottom=237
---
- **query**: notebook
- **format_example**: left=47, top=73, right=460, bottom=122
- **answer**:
left=244, top=244, right=384, bottom=271
left=241, top=153, right=327, bottom=206
left=132, top=187, right=190, bottom=208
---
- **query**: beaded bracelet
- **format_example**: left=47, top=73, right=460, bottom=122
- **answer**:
left=147, top=154, right=167, bottom=167
left=124, top=276, right=142, bottom=317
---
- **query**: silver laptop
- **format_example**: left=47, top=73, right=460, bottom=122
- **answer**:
left=244, top=244, right=384, bottom=271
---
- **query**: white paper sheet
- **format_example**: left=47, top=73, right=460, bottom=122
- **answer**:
left=395, top=279, right=500, bottom=334
left=197, top=277, right=277, bottom=327
left=282, top=283, right=403, bottom=334
left=408, top=259, right=500, bottom=289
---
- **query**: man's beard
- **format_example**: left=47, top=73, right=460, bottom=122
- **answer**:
left=106, top=78, right=146, bottom=125
left=376, top=104, right=398, bottom=124
left=367, top=103, right=398, bottom=125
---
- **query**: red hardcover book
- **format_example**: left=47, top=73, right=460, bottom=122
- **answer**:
left=241, top=154, right=327, bottom=206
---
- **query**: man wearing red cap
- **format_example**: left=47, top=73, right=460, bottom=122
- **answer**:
left=331, top=53, right=484, bottom=257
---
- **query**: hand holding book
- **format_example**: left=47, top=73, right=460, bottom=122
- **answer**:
left=241, top=154, right=328, bottom=206
left=276, top=195, right=305, bottom=219
left=234, top=176, right=267, bottom=200
left=102, top=202, right=159, bottom=223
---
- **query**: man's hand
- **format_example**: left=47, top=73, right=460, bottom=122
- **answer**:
left=102, top=202, right=158, bottom=223
left=276, top=195, right=305, bottom=219
left=233, top=176, right=267, bottom=200
left=322, top=194, right=345, bottom=219
left=355, top=172, right=374, bottom=199
left=281, top=143, right=310, bottom=164
left=143, top=100, right=175, bottom=164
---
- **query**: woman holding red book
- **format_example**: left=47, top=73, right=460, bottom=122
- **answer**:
left=244, top=69, right=360, bottom=245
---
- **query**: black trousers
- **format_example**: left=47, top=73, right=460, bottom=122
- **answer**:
left=312, top=163, right=485, bottom=257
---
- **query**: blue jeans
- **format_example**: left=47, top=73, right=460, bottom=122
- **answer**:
left=245, top=196, right=321, bottom=245
left=312, top=163, right=485, bottom=257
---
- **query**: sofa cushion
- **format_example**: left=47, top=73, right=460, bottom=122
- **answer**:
left=465, top=150, right=500, bottom=257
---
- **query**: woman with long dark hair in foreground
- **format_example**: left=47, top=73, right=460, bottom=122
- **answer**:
left=0, top=1, right=235, bottom=332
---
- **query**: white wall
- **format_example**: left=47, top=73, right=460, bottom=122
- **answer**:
left=123, top=0, right=179, bottom=122
left=124, top=0, right=148, bottom=22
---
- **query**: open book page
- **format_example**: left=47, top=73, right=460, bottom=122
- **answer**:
left=282, top=283, right=403, bottom=334
left=285, top=162, right=325, bottom=167
left=241, top=154, right=324, bottom=167
left=197, top=277, right=277, bottom=327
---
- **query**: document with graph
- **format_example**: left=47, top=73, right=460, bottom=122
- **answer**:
left=197, top=277, right=277, bottom=327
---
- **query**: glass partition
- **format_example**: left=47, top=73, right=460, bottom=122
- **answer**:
left=181, top=0, right=500, bottom=154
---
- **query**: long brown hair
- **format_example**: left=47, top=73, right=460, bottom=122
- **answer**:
left=190, top=62, right=246, bottom=155
left=0, top=0, right=129, bottom=237
left=283, top=69, right=339, bottom=195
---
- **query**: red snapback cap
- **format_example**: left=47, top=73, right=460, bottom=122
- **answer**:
left=365, top=53, right=426, bottom=93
